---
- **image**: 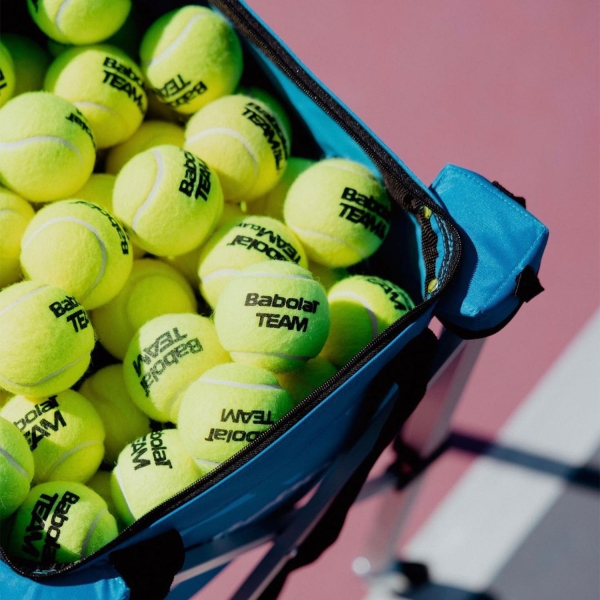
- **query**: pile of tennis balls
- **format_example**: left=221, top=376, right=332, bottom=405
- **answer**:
left=0, top=1, right=416, bottom=566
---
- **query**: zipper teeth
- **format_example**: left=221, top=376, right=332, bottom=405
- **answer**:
left=7, top=0, right=462, bottom=579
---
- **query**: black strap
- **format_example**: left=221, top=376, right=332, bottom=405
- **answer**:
left=514, top=265, right=544, bottom=303
left=110, top=529, right=185, bottom=600
left=257, top=328, right=439, bottom=600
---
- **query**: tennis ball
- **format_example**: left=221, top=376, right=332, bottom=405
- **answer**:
left=275, top=356, right=338, bottom=406
left=2, top=34, right=50, bottom=96
left=5, top=481, right=118, bottom=564
left=284, top=158, right=392, bottom=267
left=163, top=246, right=203, bottom=289
left=111, top=429, right=204, bottom=526
left=308, top=261, right=349, bottom=291
left=140, top=5, right=243, bottom=115
left=184, top=94, right=290, bottom=202
left=0, top=388, right=12, bottom=409
left=178, top=363, right=293, bottom=468
left=0, top=187, right=34, bottom=289
left=0, top=42, right=16, bottom=108
left=78, top=365, right=152, bottom=465
left=27, top=0, right=132, bottom=46
left=21, top=200, right=133, bottom=310
left=0, top=390, right=105, bottom=484
left=198, top=215, right=308, bottom=308
left=0, top=416, right=34, bottom=520
left=321, top=275, right=415, bottom=367
left=0, top=92, right=96, bottom=201
left=123, top=313, right=231, bottom=423
left=91, top=259, right=197, bottom=360
left=105, top=119, right=185, bottom=175
left=44, top=45, right=147, bottom=149
left=113, top=144, right=224, bottom=256
left=252, top=157, right=315, bottom=222
left=86, top=470, right=119, bottom=523
left=0, top=281, right=95, bottom=397
left=214, top=261, right=330, bottom=373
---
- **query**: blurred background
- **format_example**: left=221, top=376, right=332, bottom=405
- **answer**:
left=192, top=1, right=599, bottom=598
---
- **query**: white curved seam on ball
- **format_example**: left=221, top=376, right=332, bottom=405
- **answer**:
left=0, top=136, right=83, bottom=162
left=44, top=439, right=103, bottom=479
left=323, top=160, right=377, bottom=181
left=55, top=0, right=76, bottom=37
left=0, top=209, right=15, bottom=217
left=288, top=223, right=368, bottom=259
left=235, top=271, right=312, bottom=281
left=329, top=290, right=379, bottom=340
left=0, top=284, right=47, bottom=319
left=80, top=508, right=109, bottom=559
left=200, top=378, right=282, bottom=391
left=200, top=268, right=240, bottom=283
left=132, top=148, right=164, bottom=231
left=0, top=352, right=89, bottom=388
left=230, top=350, right=311, bottom=362
left=0, top=446, right=29, bottom=479
left=114, top=465, right=135, bottom=523
left=186, top=128, right=259, bottom=179
left=21, top=216, right=108, bottom=301
left=195, top=458, right=220, bottom=469
left=146, top=12, right=210, bottom=67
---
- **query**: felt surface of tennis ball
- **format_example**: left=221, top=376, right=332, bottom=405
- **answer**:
left=78, top=365, right=152, bottom=465
left=308, top=261, right=349, bottom=292
left=178, top=363, right=293, bottom=469
left=27, top=0, right=132, bottom=46
left=113, top=144, right=224, bottom=256
left=21, top=200, right=133, bottom=310
left=275, top=356, right=338, bottom=406
left=140, top=5, right=243, bottom=115
left=5, top=481, right=118, bottom=564
left=284, top=158, right=392, bottom=267
left=0, top=92, right=96, bottom=201
left=185, top=94, right=290, bottom=202
left=111, top=429, right=204, bottom=525
left=214, top=261, right=330, bottom=373
left=0, top=390, right=105, bottom=484
left=2, top=34, right=50, bottom=96
left=198, top=215, right=308, bottom=309
left=0, top=416, right=34, bottom=520
left=123, top=313, right=231, bottom=423
left=0, top=42, right=16, bottom=108
left=105, top=119, right=185, bottom=174
left=45, top=45, right=147, bottom=149
left=86, top=470, right=119, bottom=523
left=163, top=246, right=202, bottom=289
left=0, top=281, right=95, bottom=397
left=0, top=188, right=34, bottom=290
left=91, top=259, right=196, bottom=360
left=321, top=275, right=415, bottom=367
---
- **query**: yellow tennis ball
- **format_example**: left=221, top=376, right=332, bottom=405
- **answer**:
left=162, top=246, right=203, bottom=289
left=321, top=275, right=415, bottom=367
left=252, top=157, right=315, bottom=222
left=27, top=0, right=132, bottom=45
left=140, top=5, right=243, bottom=115
left=113, top=144, right=224, bottom=256
left=184, top=94, right=290, bottom=202
left=275, top=356, right=338, bottom=406
left=0, top=281, right=95, bottom=397
left=91, top=259, right=197, bottom=360
left=123, top=313, right=231, bottom=423
left=105, top=119, right=185, bottom=174
left=308, top=261, right=349, bottom=292
left=21, top=200, right=133, bottom=310
left=111, top=429, right=204, bottom=526
left=44, top=45, right=147, bottom=149
left=198, top=215, right=308, bottom=309
left=0, top=416, right=34, bottom=520
left=0, top=390, right=105, bottom=484
left=5, top=481, right=118, bottom=564
left=284, top=158, right=392, bottom=267
left=0, top=187, right=34, bottom=290
left=178, top=363, right=294, bottom=469
left=86, top=469, right=119, bottom=524
left=214, top=261, right=330, bottom=373
left=0, top=92, right=96, bottom=201
left=0, top=42, right=16, bottom=108
left=78, top=365, right=152, bottom=465
left=2, top=34, right=50, bottom=96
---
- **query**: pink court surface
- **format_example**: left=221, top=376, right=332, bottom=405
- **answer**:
left=190, top=1, right=599, bottom=598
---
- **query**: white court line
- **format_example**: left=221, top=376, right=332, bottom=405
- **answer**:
left=404, top=307, right=600, bottom=590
